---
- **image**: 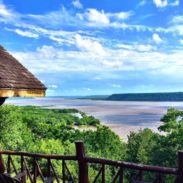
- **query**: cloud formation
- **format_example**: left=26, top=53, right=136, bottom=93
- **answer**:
left=0, top=0, right=183, bottom=95
left=72, top=0, right=83, bottom=9
left=0, top=2, right=13, bottom=17
left=152, top=33, right=163, bottom=44
left=153, top=0, right=179, bottom=8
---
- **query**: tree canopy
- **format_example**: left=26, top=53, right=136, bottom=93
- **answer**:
left=0, top=105, right=182, bottom=182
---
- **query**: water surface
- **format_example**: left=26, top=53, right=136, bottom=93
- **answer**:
left=6, top=97, right=183, bottom=139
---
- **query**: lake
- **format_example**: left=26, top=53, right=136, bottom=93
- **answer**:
left=6, top=97, right=183, bottom=140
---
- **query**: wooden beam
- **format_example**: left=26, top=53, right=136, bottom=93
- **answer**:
left=0, top=89, right=46, bottom=97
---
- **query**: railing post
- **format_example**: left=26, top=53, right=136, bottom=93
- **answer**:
left=47, top=158, right=53, bottom=183
left=21, top=156, right=26, bottom=183
left=177, top=151, right=183, bottom=183
left=7, top=155, right=11, bottom=174
left=75, top=141, right=89, bottom=183
left=62, top=160, right=65, bottom=183
left=0, top=154, right=5, bottom=173
left=33, top=157, right=37, bottom=183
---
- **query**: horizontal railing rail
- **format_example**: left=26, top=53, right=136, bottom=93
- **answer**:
left=85, top=156, right=177, bottom=175
left=0, top=141, right=182, bottom=183
left=0, top=150, right=77, bottom=160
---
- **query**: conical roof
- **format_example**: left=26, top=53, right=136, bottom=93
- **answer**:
left=0, top=46, right=46, bottom=97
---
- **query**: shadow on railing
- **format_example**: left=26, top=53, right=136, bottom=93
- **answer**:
left=0, top=141, right=182, bottom=183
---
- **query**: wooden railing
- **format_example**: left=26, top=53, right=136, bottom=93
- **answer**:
left=0, top=141, right=182, bottom=183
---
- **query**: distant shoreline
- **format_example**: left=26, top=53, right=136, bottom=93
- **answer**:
left=7, top=92, right=183, bottom=102
left=78, top=92, right=183, bottom=102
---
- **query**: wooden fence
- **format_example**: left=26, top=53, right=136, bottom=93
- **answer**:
left=0, top=141, right=182, bottom=183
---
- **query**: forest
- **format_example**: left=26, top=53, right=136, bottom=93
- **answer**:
left=107, top=92, right=183, bottom=101
left=0, top=105, right=182, bottom=181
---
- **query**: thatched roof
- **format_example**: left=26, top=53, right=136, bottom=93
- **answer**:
left=0, top=46, right=46, bottom=97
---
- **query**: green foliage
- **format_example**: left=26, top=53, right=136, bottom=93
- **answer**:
left=126, top=107, right=183, bottom=179
left=152, top=108, right=183, bottom=167
left=1, top=105, right=183, bottom=182
left=31, top=139, right=65, bottom=154
left=79, top=115, right=100, bottom=125
left=0, top=105, right=112, bottom=152
left=0, top=105, right=33, bottom=150
left=126, top=128, right=157, bottom=164
left=159, top=108, right=183, bottom=133
left=0, top=105, right=125, bottom=181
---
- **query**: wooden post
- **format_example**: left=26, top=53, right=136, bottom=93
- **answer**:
left=119, top=167, right=123, bottom=183
left=0, top=99, right=6, bottom=173
left=75, top=141, right=89, bottom=183
left=62, top=160, right=65, bottom=183
left=33, top=157, right=37, bottom=183
left=7, top=155, right=11, bottom=174
left=0, top=154, right=5, bottom=173
left=0, top=95, right=6, bottom=175
left=47, top=158, right=53, bottom=183
left=102, top=164, right=105, bottom=183
left=21, top=156, right=26, bottom=183
left=177, top=151, right=183, bottom=183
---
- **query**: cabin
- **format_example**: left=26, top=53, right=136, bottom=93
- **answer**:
left=0, top=46, right=183, bottom=183
left=0, top=46, right=46, bottom=105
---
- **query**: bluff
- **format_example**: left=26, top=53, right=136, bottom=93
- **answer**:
left=107, top=92, right=183, bottom=101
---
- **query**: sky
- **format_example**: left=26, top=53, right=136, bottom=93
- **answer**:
left=0, top=0, right=183, bottom=96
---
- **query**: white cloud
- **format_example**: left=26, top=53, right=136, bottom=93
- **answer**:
left=171, top=15, right=183, bottom=24
left=0, top=1, right=163, bottom=37
left=153, top=0, right=179, bottom=8
left=137, top=44, right=156, bottom=51
left=0, top=0, right=181, bottom=40
left=49, top=36, right=65, bottom=44
left=48, top=84, right=58, bottom=89
left=137, top=0, right=147, bottom=6
left=12, top=29, right=39, bottom=38
left=11, top=43, right=183, bottom=80
left=36, top=45, right=58, bottom=58
left=165, top=25, right=183, bottom=35
left=107, top=11, right=133, bottom=20
left=27, top=7, right=80, bottom=28
left=117, top=43, right=155, bottom=52
left=81, top=9, right=110, bottom=25
left=75, top=34, right=106, bottom=55
left=72, top=0, right=83, bottom=9
left=77, top=9, right=134, bottom=27
left=180, top=39, right=183, bottom=44
left=0, top=2, right=13, bottom=17
left=170, top=0, right=179, bottom=6
left=152, top=33, right=163, bottom=44
left=102, top=60, right=123, bottom=68
left=1, top=0, right=183, bottom=86
left=0, top=1, right=18, bottom=24
left=153, top=0, right=168, bottom=7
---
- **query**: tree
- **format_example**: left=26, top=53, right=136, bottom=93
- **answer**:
left=126, top=128, right=157, bottom=164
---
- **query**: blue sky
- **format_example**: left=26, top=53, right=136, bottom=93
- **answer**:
left=0, top=0, right=183, bottom=96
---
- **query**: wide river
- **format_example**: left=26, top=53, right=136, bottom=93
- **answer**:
left=6, top=97, right=183, bottom=140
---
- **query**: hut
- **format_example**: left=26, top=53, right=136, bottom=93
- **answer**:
left=0, top=46, right=46, bottom=104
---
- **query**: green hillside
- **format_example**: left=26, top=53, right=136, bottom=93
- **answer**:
left=107, top=92, right=183, bottom=101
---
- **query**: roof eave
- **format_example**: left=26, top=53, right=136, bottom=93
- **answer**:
left=0, top=88, right=46, bottom=97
